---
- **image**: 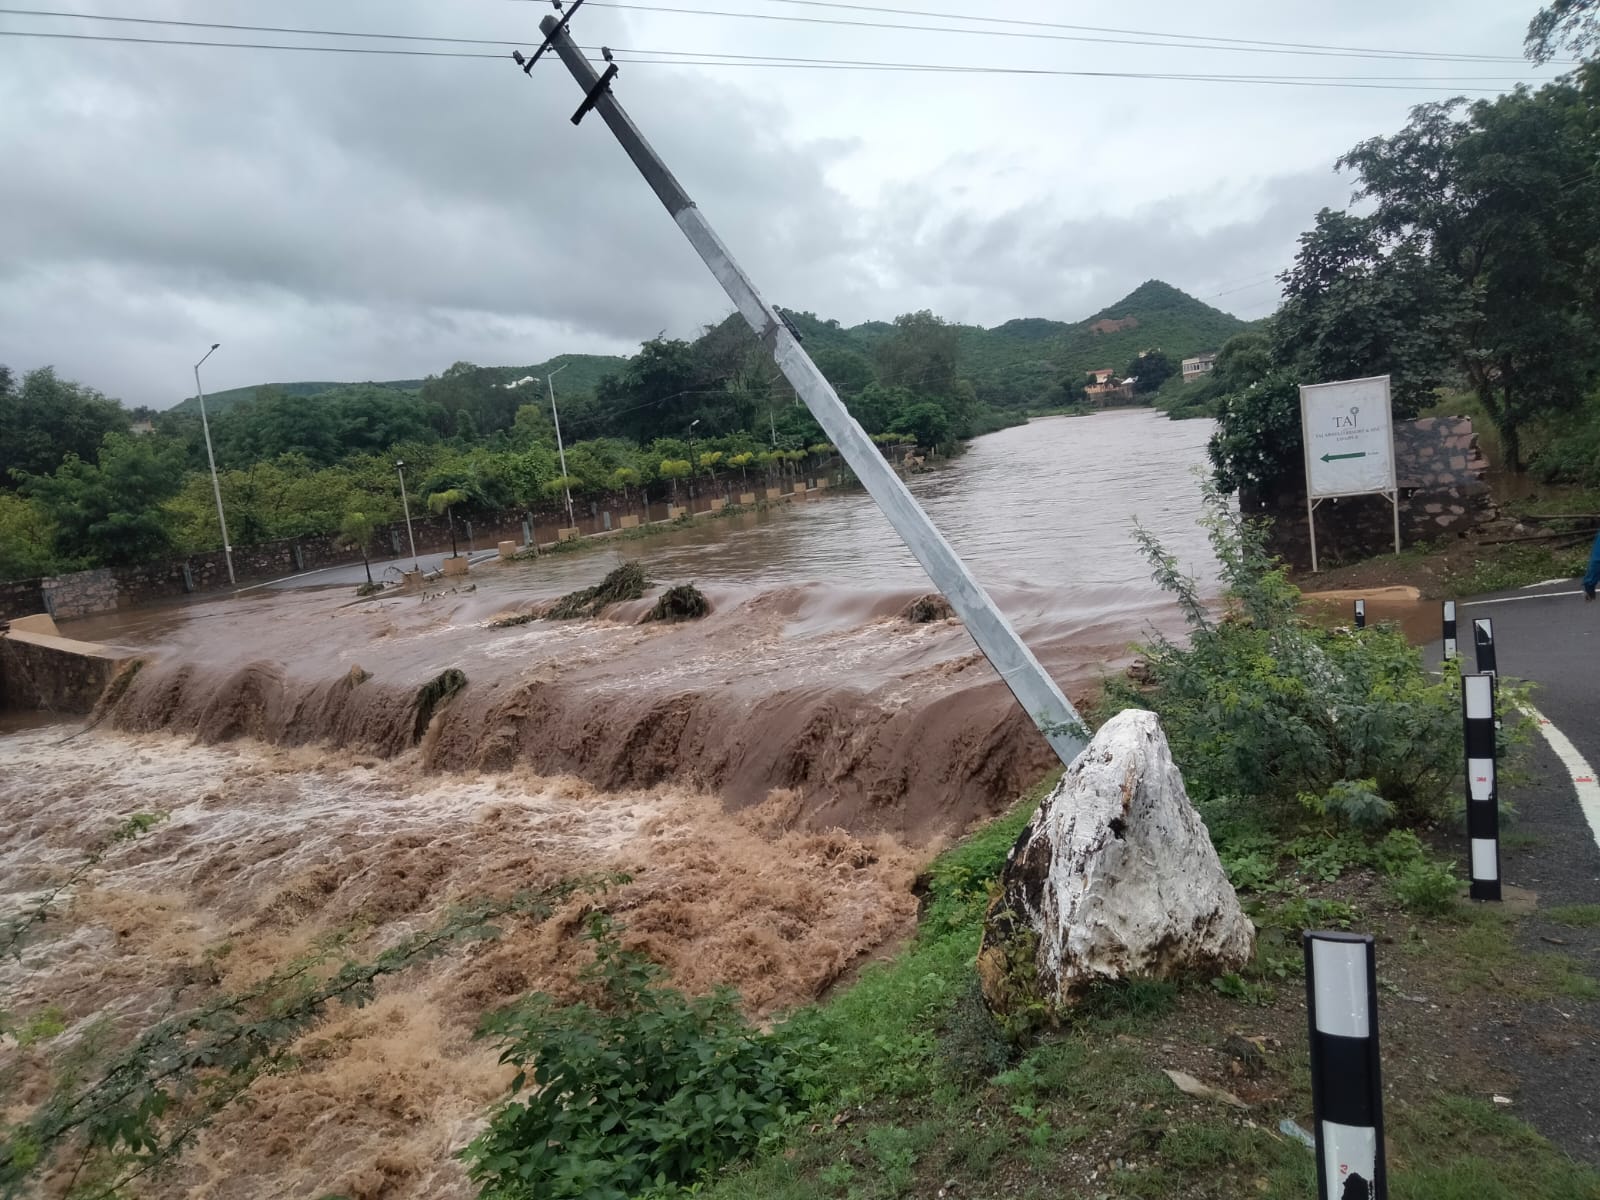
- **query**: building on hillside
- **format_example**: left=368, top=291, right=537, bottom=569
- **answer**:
left=1181, top=352, right=1217, bottom=383
left=1084, top=368, right=1134, bottom=406
left=129, top=419, right=155, bottom=436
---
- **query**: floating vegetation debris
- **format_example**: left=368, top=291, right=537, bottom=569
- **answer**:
left=545, top=562, right=652, bottom=621
left=902, top=594, right=955, bottom=624
left=487, top=609, right=540, bottom=629
left=412, top=668, right=467, bottom=743
left=645, top=583, right=710, bottom=624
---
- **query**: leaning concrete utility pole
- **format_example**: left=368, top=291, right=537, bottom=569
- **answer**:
left=514, top=11, right=1087, bottom=766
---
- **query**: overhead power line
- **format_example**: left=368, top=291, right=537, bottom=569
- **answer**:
left=573, top=1, right=1561, bottom=66
left=734, top=0, right=1562, bottom=65
left=0, top=27, right=1530, bottom=90
left=0, top=8, right=1541, bottom=76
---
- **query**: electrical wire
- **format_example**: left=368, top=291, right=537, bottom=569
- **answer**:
left=0, top=9, right=1540, bottom=82
left=0, top=28, right=1528, bottom=90
left=572, top=1, right=1556, bottom=67
left=730, top=0, right=1563, bottom=65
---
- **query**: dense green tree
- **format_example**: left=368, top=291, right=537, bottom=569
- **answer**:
left=215, top=387, right=340, bottom=466
left=21, top=434, right=186, bottom=565
left=1272, top=210, right=1469, bottom=413
left=420, top=362, right=525, bottom=436
left=889, top=400, right=953, bottom=449
left=1338, top=86, right=1600, bottom=468
left=875, top=310, right=959, bottom=398
left=811, top=348, right=876, bottom=398
left=1526, top=0, right=1599, bottom=62
left=1126, top=350, right=1177, bottom=395
left=0, top=366, right=129, bottom=486
left=0, top=492, right=58, bottom=579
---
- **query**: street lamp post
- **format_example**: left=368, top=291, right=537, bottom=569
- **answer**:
left=544, top=364, right=575, bottom=529
left=193, top=343, right=235, bottom=586
left=687, top=418, right=700, bottom=504
left=395, top=459, right=419, bottom=568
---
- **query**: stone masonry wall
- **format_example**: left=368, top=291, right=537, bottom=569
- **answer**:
left=0, top=578, right=45, bottom=623
left=3, top=467, right=843, bottom=623
left=1242, top=416, right=1494, bottom=569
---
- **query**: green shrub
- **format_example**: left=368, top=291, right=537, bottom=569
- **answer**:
left=464, top=915, right=808, bottom=1200
left=1389, top=858, right=1460, bottom=916
left=1108, top=482, right=1462, bottom=830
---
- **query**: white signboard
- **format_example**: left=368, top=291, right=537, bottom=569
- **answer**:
left=1300, top=375, right=1396, bottom=499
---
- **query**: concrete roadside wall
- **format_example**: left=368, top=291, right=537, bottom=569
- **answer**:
left=0, top=629, right=132, bottom=714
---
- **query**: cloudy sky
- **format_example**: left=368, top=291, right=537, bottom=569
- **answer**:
left=0, top=0, right=1562, bottom=407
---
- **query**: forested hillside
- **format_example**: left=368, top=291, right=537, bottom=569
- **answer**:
left=0, top=281, right=1247, bottom=579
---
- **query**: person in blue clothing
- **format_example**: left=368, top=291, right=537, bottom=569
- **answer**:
left=1586, top=528, right=1600, bottom=601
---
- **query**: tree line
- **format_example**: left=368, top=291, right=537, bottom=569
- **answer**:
left=1208, top=6, right=1600, bottom=498
left=0, top=310, right=1021, bottom=580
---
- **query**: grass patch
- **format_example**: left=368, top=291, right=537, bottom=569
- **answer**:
left=690, top=772, right=1600, bottom=1200
left=1387, top=1095, right=1600, bottom=1200
left=1545, top=903, right=1600, bottom=928
left=1441, top=541, right=1587, bottom=596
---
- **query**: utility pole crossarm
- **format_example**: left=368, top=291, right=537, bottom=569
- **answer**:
left=531, top=14, right=1087, bottom=766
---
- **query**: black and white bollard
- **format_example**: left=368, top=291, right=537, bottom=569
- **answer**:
left=1304, top=931, right=1387, bottom=1200
left=1473, top=617, right=1497, bottom=677
left=1353, top=599, right=1366, bottom=630
left=1462, top=672, right=1501, bottom=901
left=1442, top=600, right=1457, bottom=661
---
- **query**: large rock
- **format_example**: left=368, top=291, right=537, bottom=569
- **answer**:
left=978, top=710, right=1253, bottom=1015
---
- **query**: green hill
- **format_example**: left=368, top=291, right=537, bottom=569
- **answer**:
left=166, top=281, right=1250, bottom=416
left=168, top=353, right=628, bottom=415
left=788, top=280, right=1249, bottom=409
left=172, top=377, right=424, bottom=416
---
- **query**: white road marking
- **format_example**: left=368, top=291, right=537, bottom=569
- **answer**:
left=1463, top=589, right=1583, bottom=606
left=1522, top=703, right=1600, bottom=855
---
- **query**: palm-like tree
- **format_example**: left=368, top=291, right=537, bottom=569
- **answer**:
left=338, top=511, right=377, bottom=587
left=427, top=488, right=469, bottom=557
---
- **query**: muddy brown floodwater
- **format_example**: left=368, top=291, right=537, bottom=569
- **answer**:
left=1, top=411, right=1217, bottom=1199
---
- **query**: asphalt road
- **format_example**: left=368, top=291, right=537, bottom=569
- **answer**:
left=242, top=546, right=504, bottom=591
left=1449, top=581, right=1600, bottom=1166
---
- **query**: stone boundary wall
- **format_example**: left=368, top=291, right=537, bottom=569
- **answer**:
left=0, top=467, right=846, bottom=623
left=1242, top=416, right=1493, bottom=569
left=0, top=578, right=45, bottom=622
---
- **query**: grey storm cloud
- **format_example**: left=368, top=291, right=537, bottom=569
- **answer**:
left=0, top=0, right=1548, bottom=405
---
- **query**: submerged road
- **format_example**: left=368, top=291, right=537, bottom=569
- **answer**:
left=1453, top=580, right=1600, bottom=1165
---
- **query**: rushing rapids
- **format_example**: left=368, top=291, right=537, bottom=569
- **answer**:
left=2, top=412, right=1219, bottom=1197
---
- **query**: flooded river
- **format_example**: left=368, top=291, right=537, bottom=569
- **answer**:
left=2, top=410, right=1218, bottom=1199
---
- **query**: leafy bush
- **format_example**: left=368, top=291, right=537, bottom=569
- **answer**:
left=1108, top=482, right=1462, bottom=830
left=464, top=915, right=808, bottom=1200
left=1389, top=857, right=1460, bottom=916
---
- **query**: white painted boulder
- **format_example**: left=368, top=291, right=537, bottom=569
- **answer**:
left=978, top=709, right=1253, bottom=1014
